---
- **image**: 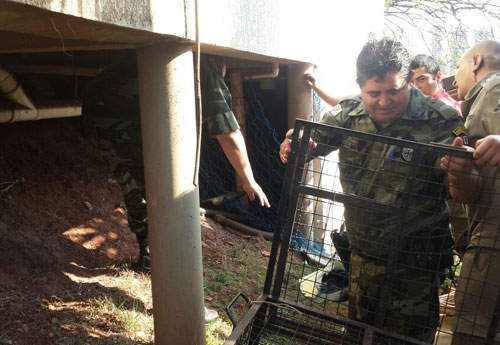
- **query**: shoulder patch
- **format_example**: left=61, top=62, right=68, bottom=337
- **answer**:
left=331, top=104, right=342, bottom=116
left=339, top=95, right=363, bottom=116
left=452, top=125, right=467, bottom=137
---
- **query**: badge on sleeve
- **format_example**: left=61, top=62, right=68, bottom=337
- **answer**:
left=452, top=125, right=469, bottom=145
left=401, top=147, right=413, bottom=162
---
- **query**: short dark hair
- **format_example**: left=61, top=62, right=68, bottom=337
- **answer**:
left=356, top=38, right=411, bottom=86
left=410, top=54, right=440, bottom=77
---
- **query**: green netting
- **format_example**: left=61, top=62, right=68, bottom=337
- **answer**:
left=199, top=81, right=285, bottom=233
left=199, top=82, right=328, bottom=255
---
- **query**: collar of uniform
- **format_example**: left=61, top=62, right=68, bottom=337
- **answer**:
left=347, top=99, right=367, bottom=117
left=399, top=86, right=429, bottom=121
left=464, top=70, right=500, bottom=102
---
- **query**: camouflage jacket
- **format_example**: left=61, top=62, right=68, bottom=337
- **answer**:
left=312, top=86, right=464, bottom=256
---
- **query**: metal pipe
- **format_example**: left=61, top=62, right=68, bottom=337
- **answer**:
left=244, top=63, right=279, bottom=80
left=0, top=67, right=35, bottom=109
left=137, top=42, right=205, bottom=345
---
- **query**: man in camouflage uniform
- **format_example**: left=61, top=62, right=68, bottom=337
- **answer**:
left=280, top=38, right=464, bottom=342
left=85, top=54, right=269, bottom=272
left=84, top=113, right=149, bottom=269
left=200, top=55, right=269, bottom=209
left=441, top=40, right=500, bottom=345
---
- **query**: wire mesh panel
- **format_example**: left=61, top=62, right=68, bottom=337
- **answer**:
left=226, top=119, right=500, bottom=345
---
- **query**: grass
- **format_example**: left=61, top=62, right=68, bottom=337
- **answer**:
left=205, top=319, right=233, bottom=345
left=204, top=239, right=269, bottom=308
left=90, top=273, right=154, bottom=344
left=58, top=233, right=272, bottom=345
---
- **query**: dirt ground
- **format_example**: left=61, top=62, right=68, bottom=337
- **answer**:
left=0, top=119, right=270, bottom=344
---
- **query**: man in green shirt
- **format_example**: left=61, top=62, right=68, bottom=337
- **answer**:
left=201, top=55, right=269, bottom=209
left=280, top=38, right=463, bottom=342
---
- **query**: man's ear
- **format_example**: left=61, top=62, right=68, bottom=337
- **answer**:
left=435, top=71, right=442, bottom=83
left=472, top=54, right=483, bottom=72
left=409, top=70, right=415, bottom=83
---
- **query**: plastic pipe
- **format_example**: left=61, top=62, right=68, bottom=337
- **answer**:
left=0, top=100, right=82, bottom=123
left=0, top=67, right=35, bottom=109
left=244, top=63, right=279, bottom=80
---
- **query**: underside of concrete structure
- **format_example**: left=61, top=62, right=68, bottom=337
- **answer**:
left=0, top=1, right=382, bottom=344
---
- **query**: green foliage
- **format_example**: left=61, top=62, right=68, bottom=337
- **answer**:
left=384, top=0, right=499, bottom=77
left=385, top=0, right=395, bottom=8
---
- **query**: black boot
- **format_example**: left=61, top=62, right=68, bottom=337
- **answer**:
left=133, top=244, right=150, bottom=273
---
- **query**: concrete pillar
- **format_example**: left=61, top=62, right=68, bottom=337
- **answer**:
left=287, top=63, right=313, bottom=128
left=288, top=63, right=327, bottom=254
left=137, top=43, right=205, bottom=345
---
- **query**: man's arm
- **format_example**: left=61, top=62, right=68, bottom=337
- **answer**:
left=216, top=129, right=270, bottom=208
left=305, top=73, right=340, bottom=108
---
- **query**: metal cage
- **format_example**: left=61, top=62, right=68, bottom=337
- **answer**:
left=224, top=119, right=498, bottom=345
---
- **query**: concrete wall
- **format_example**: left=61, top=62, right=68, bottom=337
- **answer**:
left=6, top=0, right=383, bottom=64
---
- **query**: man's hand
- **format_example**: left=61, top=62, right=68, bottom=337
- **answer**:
left=279, top=129, right=317, bottom=164
left=440, top=137, right=475, bottom=176
left=304, top=73, right=317, bottom=91
left=440, top=137, right=480, bottom=203
left=242, top=180, right=270, bottom=208
left=303, top=73, right=340, bottom=108
left=474, top=135, right=500, bottom=166
left=216, top=129, right=270, bottom=208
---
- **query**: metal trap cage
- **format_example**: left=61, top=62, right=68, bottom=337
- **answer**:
left=224, top=119, right=500, bottom=345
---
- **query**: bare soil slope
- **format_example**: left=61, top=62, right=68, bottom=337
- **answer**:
left=0, top=119, right=270, bottom=344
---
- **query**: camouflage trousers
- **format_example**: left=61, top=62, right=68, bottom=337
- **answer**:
left=348, top=252, right=439, bottom=343
left=86, top=122, right=149, bottom=255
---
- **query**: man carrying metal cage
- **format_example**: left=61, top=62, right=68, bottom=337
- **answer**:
left=280, top=38, right=465, bottom=343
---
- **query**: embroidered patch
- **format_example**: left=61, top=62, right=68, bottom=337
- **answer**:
left=331, top=104, right=342, bottom=116
left=411, top=110, right=424, bottom=119
left=452, top=125, right=467, bottom=137
left=401, top=147, right=413, bottom=162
